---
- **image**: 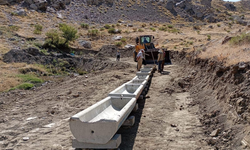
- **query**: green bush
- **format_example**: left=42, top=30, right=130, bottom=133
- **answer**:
left=230, top=33, right=250, bottom=45
left=44, top=24, right=78, bottom=48
left=150, top=27, right=156, bottom=32
left=108, top=28, right=116, bottom=34
left=121, top=37, right=126, bottom=42
left=10, top=83, right=34, bottom=91
left=17, top=74, right=43, bottom=83
left=77, top=70, right=88, bottom=75
left=59, top=24, right=78, bottom=45
left=138, top=29, right=144, bottom=32
left=159, top=26, right=167, bottom=31
left=104, top=24, right=111, bottom=29
left=81, top=23, right=89, bottom=29
left=8, top=25, right=20, bottom=32
left=88, top=29, right=99, bottom=36
left=167, top=24, right=173, bottom=28
left=34, top=24, right=43, bottom=34
left=44, top=29, right=64, bottom=48
left=100, top=28, right=105, bottom=31
left=115, top=42, right=122, bottom=47
left=207, top=35, right=211, bottom=41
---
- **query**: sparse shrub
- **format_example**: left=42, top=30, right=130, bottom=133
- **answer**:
left=34, top=24, right=43, bottom=34
left=125, top=30, right=129, bottom=34
left=88, top=29, right=99, bottom=36
left=168, top=28, right=180, bottom=33
left=44, top=29, right=64, bottom=48
left=44, top=24, right=78, bottom=48
left=100, top=28, right=105, bottom=31
left=167, top=24, right=173, bottom=28
left=197, top=30, right=200, bottom=34
left=138, top=28, right=144, bottom=32
left=81, top=23, right=89, bottom=29
left=59, top=23, right=78, bottom=46
left=104, top=24, right=111, bottom=29
left=193, top=26, right=201, bottom=30
left=8, top=25, right=20, bottom=31
left=108, top=28, right=116, bottom=34
left=150, top=27, right=156, bottom=32
left=141, top=23, right=146, bottom=28
left=121, top=37, right=126, bottom=42
left=10, top=12, right=18, bottom=16
left=115, top=42, right=122, bottom=47
left=207, top=35, right=211, bottom=41
left=217, top=24, right=221, bottom=27
left=159, top=26, right=167, bottom=31
left=77, top=70, right=88, bottom=75
left=40, top=49, right=49, bottom=55
left=230, top=33, right=250, bottom=45
left=34, top=42, right=43, bottom=48
left=229, top=17, right=233, bottom=21
left=10, top=83, right=34, bottom=90
left=17, top=74, right=43, bottom=83
left=189, top=41, right=193, bottom=45
left=112, top=24, right=115, bottom=28
left=116, top=23, right=121, bottom=27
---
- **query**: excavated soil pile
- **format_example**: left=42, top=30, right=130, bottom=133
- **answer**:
left=171, top=50, right=250, bottom=149
left=3, top=47, right=131, bottom=72
left=96, top=45, right=134, bottom=58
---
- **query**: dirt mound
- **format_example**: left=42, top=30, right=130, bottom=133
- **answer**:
left=82, top=58, right=130, bottom=71
left=3, top=48, right=80, bottom=69
left=96, top=45, right=134, bottom=58
left=171, top=50, right=250, bottom=149
left=3, top=47, right=131, bottom=72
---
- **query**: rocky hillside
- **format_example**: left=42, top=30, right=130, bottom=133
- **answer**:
left=0, top=0, right=219, bottom=23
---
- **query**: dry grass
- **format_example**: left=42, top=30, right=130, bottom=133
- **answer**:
left=199, top=39, right=250, bottom=66
left=0, top=62, right=47, bottom=92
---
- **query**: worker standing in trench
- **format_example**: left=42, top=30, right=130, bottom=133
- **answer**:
left=157, top=49, right=164, bottom=73
left=137, top=49, right=145, bottom=71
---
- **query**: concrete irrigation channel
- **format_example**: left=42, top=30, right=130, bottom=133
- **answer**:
left=69, top=66, right=155, bottom=149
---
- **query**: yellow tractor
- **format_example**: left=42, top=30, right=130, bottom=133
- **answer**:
left=133, top=35, right=171, bottom=65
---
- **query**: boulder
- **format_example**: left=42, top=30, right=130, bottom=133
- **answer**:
left=166, top=0, right=174, bottom=11
left=200, top=0, right=212, bottom=7
left=13, top=9, right=27, bottom=16
left=78, top=40, right=92, bottom=49
left=127, top=24, right=133, bottom=27
left=124, top=44, right=135, bottom=49
left=0, top=0, right=8, bottom=5
left=112, top=36, right=122, bottom=40
left=30, top=4, right=38, bottom=10
left=57, top=13, right=63, bottom=19
left=34, top=0, right=47, bottom=10
left=224, top=3, right=236, bottom=11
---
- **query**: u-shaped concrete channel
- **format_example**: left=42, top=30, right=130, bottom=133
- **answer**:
left=70, top=66, right=155, bottom=149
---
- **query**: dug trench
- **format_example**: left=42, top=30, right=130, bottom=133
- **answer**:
left=169, top=50, right=250, bottom=150
left=0, top=47, right=250, bottom=149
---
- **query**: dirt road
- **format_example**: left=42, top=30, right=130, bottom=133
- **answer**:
left=0, top=58, right=212, bottom=150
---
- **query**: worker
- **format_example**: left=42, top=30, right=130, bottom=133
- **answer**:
left=137, top=49, right=145, bottom=71
left=161, top=49, right=166, bottom=72
left=157, top=49, right=164, bottom=73
left=116, top=50, right=120, bottom=61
